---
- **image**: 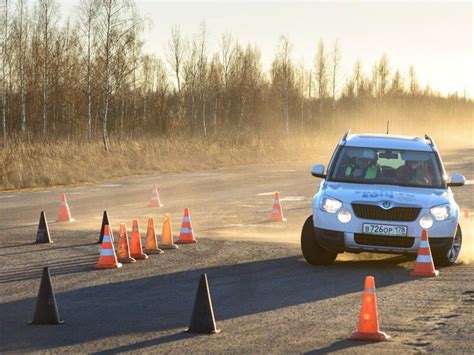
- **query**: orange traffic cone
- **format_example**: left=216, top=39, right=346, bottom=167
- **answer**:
left=150, top=184, right=163, bottom=207
left=411, top=229, right=439, bottom=277
left=56, top=194, right=74, bottom=222
left=159, top=214, right=178, bottom=249
left=176, top=208, right=197, bottom=244
left=130, top=220, right=148, bottom=260
left=350, top=276, right=389, bottom=341
left=144, top=218, right=164, bottom=254
left=95, top=225, right=122, bottom=269
left=117, top=223, right=136, bottom=263
left=270, top=192, right=286, bottom=222
left=463, top=208, right=470, bottom=219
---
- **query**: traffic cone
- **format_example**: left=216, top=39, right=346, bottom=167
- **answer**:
left=186, top=274, right=221, bottom=334
left=176, top=208, right=197, bottom=244
left=463, top=208, right=470, bottom=219
left=97, top=211, right=114, bottom=244
left=95, top=225, right=122, bottom=269
left=130, top=220, right=148, bottom=260
left=29, top=267, right=64, bottom=325
left=56, top=194, right=74, bottom=222
left=411, top=229, right=439, bottom=277
left=150, top=184, right=163, bottom=207
left=35, top=211, right=52, bottom=244
left=117, top=223, right=136, bottom=263
left=349, top=276, right=389, bottom=341
left=270, top=192, right=286, bottom=222
left=144, top=218, right=163, bottom=254
left=159, top=214, right=178, bottom=249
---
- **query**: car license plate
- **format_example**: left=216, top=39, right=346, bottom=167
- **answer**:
left=362, top=223, right=408, bottom=237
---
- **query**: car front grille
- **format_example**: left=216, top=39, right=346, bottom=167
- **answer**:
left=354, top=233, right=415, bottom=248
left=351, top=203, right=421, bottom=222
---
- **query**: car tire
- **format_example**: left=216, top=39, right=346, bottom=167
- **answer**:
left=433, top=224, right=462, bottom=267
left=301, top=215, right=338, bottom=265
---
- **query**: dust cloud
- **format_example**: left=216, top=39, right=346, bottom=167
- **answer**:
left=459, top=216, right=474, bottom=264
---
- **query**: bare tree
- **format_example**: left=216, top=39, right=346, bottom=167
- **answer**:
left=39, top=0, right=57, bottom=137
left=96, top=0, right=134, bottom=150
left=409, top=65, right=419, bottom=96
left=166, top=24, right=185, bottom=95
left=314, top=39, right=328, bottom=129
left=1, top=0, right=9, bottom=141
left=330, top=39, right=341, bottom=130
left=15, top=0, right=28, bottom=134
left=79, top=0, right=99, bottom=140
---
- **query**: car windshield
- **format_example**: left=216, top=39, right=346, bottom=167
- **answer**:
left=330, top=147, right=444, bottom=188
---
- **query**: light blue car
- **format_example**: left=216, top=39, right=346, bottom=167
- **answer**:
left=302, top=131, right=465, bottom=266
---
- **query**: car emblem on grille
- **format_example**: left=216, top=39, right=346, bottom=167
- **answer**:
left=382, top=201, right=392, bottom=209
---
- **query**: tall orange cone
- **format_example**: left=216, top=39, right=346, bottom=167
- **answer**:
left=150, top=184, right=163, bottom=207
left=350, top=276, right=389, bottom=341
left=270, top=192, right=286, bottom=222
left=144, top=218, right=164, bottom=254
left=56, top=194, right=74, bottom=222
left=95, top=225, right=122, bottom=269
left=117, top=223, right=136, bottom=263
left=411, top=229, right=439, bottom=277
left=130, top=220, right=148, bottom=260
left=159, top=214, right=178, bottom=249
left=176, top=208, right=197, bottom=244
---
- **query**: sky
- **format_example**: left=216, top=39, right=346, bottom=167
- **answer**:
left=62, top=0, right=473, bottom=97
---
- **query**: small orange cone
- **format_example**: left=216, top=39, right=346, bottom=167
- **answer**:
left=176, top=208, right=197, bottom=244
left=150, top=184, right=163, bottom=207
left=463, top=208, right=470, bottom=219
left=95, top=225, right=122, bottom=269
left=144, top=218, right=164, bottom=254
left=350, top=276, right=389, bottom=341
left=159, top=214, right=178, bottom=249
left=130, top=220, right=148, bottom=260
left=117, top=223, right=136, bottom=263
left=56, top=194, right=74, bottom=222
left=270, top=192, right=286, bottom=222
left=411, top=229, right=439, bottom=277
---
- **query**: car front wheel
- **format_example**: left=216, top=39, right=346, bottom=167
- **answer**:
left=301, top=215, right=338, bottom=265
left=433, top=224, right=462, bottom=267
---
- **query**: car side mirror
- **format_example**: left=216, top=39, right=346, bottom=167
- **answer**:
left=447, top=173, right=465, bottom=187
left=311, top=164, right=326, bottom=178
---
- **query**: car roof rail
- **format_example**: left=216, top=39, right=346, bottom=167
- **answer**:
left=424, top=133, right=434, bottom=146
left=341, top=129, right=351, bottom=143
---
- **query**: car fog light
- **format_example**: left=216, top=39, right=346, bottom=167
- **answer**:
left=419, top=214, right=433, bottom=229
left=337, top=208, right=352, bottom=223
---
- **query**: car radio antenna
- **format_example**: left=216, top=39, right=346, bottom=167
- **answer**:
left=386, top=120, right=389, bottom=134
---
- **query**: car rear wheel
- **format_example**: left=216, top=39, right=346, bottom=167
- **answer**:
left=301, top=215, right=338, bottom=265
left=433, top=224, right=462, bottom=267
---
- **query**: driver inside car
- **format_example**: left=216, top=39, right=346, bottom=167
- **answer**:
left=396, top=160, right=433, bottom=185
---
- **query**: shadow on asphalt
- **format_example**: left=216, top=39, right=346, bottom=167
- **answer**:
left=0, top=252, right=413, bottom=352
left=306, top=338, right=371, bottom=354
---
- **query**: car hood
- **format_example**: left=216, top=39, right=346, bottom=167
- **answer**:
left=322, top=181, right=449, bottom=208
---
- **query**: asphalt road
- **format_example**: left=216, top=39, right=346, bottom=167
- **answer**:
left=0, top=148, right=473, bottom=353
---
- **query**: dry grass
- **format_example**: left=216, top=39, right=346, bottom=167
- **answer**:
left=0, top=134, right=335, bottom=190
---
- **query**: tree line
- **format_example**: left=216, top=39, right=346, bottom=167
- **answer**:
left=1, top=0, right=471, bottom=149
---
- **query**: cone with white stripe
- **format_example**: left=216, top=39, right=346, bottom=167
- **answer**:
left=411, top=229, right=439, bottom=277
left=270, top=192, right=286, bottom=222
left=176, top=208, right=197, bottom=244
left=95, top=225, right=122, bottom=269
left=150, top=184, right=163, bottom=207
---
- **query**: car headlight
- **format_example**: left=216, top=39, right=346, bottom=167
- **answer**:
left=320, top=197, right=343, bottom=213
left=337, top=208, right=352, bottom=223
left=430, top=204, right=451, bottom=221
left=419, top=214, right=434, bottom=229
